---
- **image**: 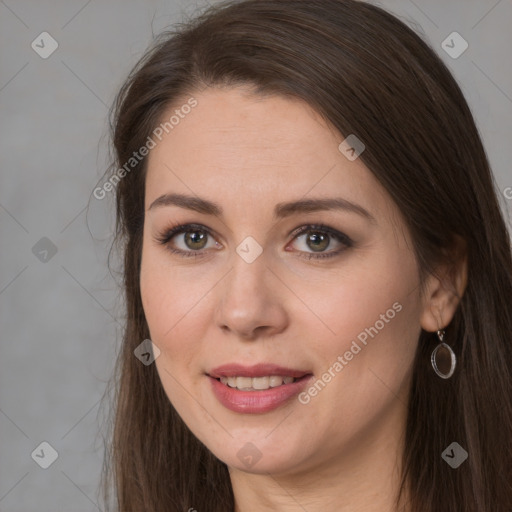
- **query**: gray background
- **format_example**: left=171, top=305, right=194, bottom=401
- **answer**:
left=1, top=0, right=511, bottom=510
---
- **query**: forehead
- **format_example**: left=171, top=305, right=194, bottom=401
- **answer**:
left=144, top=87, right=389, bottom=221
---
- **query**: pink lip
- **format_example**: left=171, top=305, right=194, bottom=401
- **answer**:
left=208, top=363, right=310, bottom=379
left=207, top=364, right=313, bottom=414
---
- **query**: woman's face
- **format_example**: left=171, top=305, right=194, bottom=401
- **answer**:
left=140, top=86, right=429, bottom=476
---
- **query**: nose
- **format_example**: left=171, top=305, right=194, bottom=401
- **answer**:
left=214, top=251, right=289, bottom=340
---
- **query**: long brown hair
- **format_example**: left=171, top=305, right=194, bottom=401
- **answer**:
left=100, top=1, right=512, bottom=510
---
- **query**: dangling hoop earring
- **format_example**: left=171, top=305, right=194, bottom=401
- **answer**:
left=431, top=329, right=456, bottom=379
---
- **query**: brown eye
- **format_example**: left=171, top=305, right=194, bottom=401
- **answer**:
left=289, top=224, right=353, bottom=260
left=304, top=231, right=330, bottom=252
left=155, top=223, right=219, bottom=258
left=183, top=229, right=208, bottom=250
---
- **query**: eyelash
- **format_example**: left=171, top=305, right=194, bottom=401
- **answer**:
left=154, top=222, right=353, bottom=260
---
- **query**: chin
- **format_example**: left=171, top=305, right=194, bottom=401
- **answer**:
left=203, top=433, right=309, bottom=475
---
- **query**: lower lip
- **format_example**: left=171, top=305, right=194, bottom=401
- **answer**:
left=208, top=375, right=313, bottom=414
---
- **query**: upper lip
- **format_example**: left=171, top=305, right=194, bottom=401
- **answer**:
left=208, top=363, right=311, bottom=379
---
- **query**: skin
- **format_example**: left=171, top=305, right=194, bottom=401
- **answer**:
left=139, top=86, right=467, bottom=512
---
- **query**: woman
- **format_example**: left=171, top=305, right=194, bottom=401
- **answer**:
left=101, top=1, right=512, bottom=510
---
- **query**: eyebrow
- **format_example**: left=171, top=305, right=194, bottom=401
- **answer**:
left=148, top=193, right=376, bottom=224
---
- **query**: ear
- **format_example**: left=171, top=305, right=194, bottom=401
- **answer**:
left=420, top=235, right=468, bottom=332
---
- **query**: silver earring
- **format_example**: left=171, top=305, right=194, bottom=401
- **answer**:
left=431, top=329, right=456, bottom=379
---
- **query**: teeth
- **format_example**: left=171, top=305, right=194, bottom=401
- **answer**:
left=219, top=375, right=297, bottom=390
left=269, top=375, right=283, bottom=387
left=253, top=376, right=270, bottom=390
left=236, top=376, right=252, bottom=390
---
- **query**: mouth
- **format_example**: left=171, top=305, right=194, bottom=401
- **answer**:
left=212, top=374, right=310, bottom=391
left=207, top=363, right=311, bottom=389
left=206, top=363, right=313, bottom=413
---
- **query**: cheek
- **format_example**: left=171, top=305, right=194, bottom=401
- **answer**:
left=140, top=256, right=203, bottom=414
left=291, top=265, right=421, bottom=450
left=306, top=246, right=419, bottom=339
left=140, top=243, right=212, bottom=380
left=140, top=240, right=202, bottom=339
left=302, top=244, right=422, bottom=394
